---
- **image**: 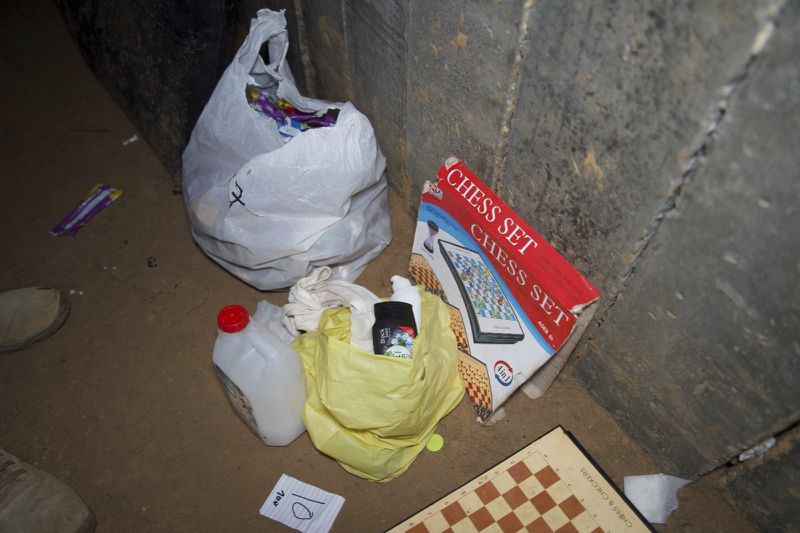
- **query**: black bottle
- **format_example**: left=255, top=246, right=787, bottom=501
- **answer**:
left=372, top=301, right=417, bottom=358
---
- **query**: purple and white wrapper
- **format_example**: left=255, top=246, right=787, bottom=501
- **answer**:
left=51, top=183, right=123, bottom=236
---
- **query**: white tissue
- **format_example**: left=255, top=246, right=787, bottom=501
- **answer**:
left=623, top=473, right=691, bottom=524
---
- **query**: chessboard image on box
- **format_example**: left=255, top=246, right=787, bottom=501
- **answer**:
left=409, top=253, right=447, bottom=302
left=438, top=240, right=524, bottom=344
left=457, top=350, right=493, bottom=421
left=408, top=253, right=495, bottom=420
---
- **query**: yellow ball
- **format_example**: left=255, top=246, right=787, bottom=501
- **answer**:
left=426, top=433, right=444, bottom=452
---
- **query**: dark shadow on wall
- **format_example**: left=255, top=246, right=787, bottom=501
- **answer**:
left=55, top=0, right=310, bottom=178
left=55, top=0, right=237, bottom=178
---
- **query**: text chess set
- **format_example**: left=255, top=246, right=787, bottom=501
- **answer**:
left=408, top=159, right=600, bottom=420
left=389, top=427, right=652, bottom=533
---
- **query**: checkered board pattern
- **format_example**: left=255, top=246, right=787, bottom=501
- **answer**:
left=389, top=428, right=651, bottom=533
left=409, top=255, right=474, bottom=355
left=446, top=250, right=517, bottom=322
left=447, top=299, right=493, bottom=420
left=410, top=253, right=447, bottom=302
left=458, top=351, right=492, bottom=420
left=396, top=452, right=599, bottom=533
left=447, top=305, right=470, bottom=355
left=410, top=254, right=495, bottom=420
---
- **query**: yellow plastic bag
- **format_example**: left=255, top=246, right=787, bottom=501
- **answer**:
left=292, top=289, right=464, bottom=481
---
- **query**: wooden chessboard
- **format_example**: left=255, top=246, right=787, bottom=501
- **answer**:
left=388, top=427, right=652, bottom=533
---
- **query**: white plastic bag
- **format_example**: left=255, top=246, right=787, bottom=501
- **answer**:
left=182, top=9, right=391, bottom=290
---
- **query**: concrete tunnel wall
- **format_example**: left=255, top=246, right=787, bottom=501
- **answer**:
left=266, top=1, right=799, bottom=528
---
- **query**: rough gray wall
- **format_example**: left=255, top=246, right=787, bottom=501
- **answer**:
left=290, top=0, right=800, bottom=528
left=297, top=0, right=780, bottom=294
left=342, top=0, right=406, bottom=196
left=403, top=2, right=525, bottom=200
left=56, top=0, right=236, bottom=176
left=499, top=1, right=769, bottom=295
left=575, top=0, right=800, bottom=477
left=721, top=425, right=800, bottom=533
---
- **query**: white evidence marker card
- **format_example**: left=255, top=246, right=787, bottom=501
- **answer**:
left=260, top=474, right=346, bottom=532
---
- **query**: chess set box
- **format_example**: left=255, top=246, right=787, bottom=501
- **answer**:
left=408, top=159, right=600, bottom=420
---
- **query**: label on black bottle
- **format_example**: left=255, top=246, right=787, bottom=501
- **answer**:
left=376, top=326, right=416, bottom=359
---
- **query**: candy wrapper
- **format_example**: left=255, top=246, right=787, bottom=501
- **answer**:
left=51, top=183, right=123, bottom=236
left=246, top=84, right=339, bottom=141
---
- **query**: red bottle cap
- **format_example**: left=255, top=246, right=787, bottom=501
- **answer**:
left=217, top=305, right=249, bottom=333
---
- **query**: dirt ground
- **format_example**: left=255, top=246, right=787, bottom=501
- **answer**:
left=0, top=1, right=754, bottom=532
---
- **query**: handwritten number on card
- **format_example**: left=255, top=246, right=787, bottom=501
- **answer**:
left=292, top=503, right=312, bottom=520
left=273, top=488, right=325, bottom=519
left=291, top=493, right=325, bottom=520
left=260, top=474, right=345, bottom=532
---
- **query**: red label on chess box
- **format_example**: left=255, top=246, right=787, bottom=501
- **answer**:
left=408, top=159, right=599, bottom=420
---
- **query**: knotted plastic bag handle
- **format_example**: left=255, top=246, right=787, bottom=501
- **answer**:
left=236, top=9, right=290, bottom=83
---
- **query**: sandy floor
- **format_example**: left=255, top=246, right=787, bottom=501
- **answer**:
left=0, top=1, right=753, bottom=531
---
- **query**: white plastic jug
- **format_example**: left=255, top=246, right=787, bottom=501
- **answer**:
left=213, top=304, right=306, bottom=446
